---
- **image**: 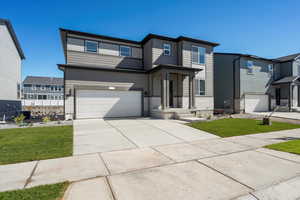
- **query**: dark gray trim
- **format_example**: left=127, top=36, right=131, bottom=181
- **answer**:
left=141, top=33, right=219, bottom=47
left=147, top=64, right=202, bottom=74
left=59, top=29, right=219, bottom=56
left=215, top=52, right=276, bottom=63
left=60, top=28, right=140, bottom=45
left=58, top=64, right=146, bottom=74
left=0, top=19, right=25, bottom=59
left=67, top=49, right=142, bottom=61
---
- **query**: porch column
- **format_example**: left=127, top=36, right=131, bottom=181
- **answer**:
left=188, top=73, right=195, bottom=109
left=288, top=83, right=293, bottom=111
left=161, top=71, right=169, bottom=110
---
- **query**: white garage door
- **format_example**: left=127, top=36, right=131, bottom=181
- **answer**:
left=245, top=94, right=269, bottom=113
left=76, top=90, right=142, bottom=119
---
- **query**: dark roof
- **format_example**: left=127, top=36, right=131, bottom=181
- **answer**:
left=147, top=64, right=202, bottom=73
left=57, top=64, right=147, bottom=74
left=0, top=19, right=25, bottom=59
left=141, top=34, right=219, bottom=47
left=59, top=29, right=219, bottom=57
left=215, top=52, right=277, bottom=62
left=23, top=76, right=63, bottom=85
left=275, top=53, right=300, bottom=62
left=59, top=28, right=141, bottom=45
left=57, top=64, right=201, bottom=74
left=272, top=76, right=300, bottom=85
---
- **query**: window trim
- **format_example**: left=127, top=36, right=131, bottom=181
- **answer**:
left=191, top=45, right=206, bottom=65
left=163, top=43, right=171, bottom=56
left=268, top=64, right=273, bottom=77
left=119, top=45, right=132, bottom=57
left=85, top=40, right=98, bottom=53
left=195, top=79, right=205, bottom=96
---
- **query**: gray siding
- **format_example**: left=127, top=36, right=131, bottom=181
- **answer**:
left=0, top=23, right=22, bottom=101
left=65, top=67, right=148, bottom=93
left=0, top=100, right=21, bottom=120
left=143, top=40, right=153, bottom=71
left=152, top=39, right=178, bottom=67
left=181, top=41, right=214, bottom=97
left=279, top=61, right=293, bottom=78
left=239, top=57, right=274, bottom=97
left=66, top=36, right=143, bottom=69
left=292, top=59, right=300, bottom=76
left=214, top=54, right=236, bottom=109
left=67, top=51, right=143, bottom=69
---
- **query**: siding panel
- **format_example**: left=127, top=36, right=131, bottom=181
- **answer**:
left=67, top=51, right=143, bottom=69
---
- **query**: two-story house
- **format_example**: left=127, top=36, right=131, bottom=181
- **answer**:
left=214, top=52, right=300, bottom=113
left=0, top=19, right=25, bottom=120
left=58, top=29, right=219, bottom=120
left=22, top=76, right=64, bottom=115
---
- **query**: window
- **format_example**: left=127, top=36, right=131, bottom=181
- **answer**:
left=85, top=40, right=98, bottom=53
left=195, top=79, right=205, bottom=96
left=246, top=60, right=254, bottom=74
left=268, top=64, right=273, bottom=77
left=120, top=46, right=132, bottom=57
left=191, top=46, right=206, bottom=64
left=17, top=83, right=21, bottom=99
left=163, top=43, right=171, bottom=56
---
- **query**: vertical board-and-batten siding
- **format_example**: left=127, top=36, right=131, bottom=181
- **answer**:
left=66, top=37, right=143, bottom=69
left=181, top=41, right=214, bottom=97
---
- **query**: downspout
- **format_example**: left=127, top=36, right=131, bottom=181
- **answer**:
left=232, top=56, right=241, bottom=114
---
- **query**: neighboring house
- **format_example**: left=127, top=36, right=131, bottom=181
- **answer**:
left=214, top=52, right=300, bottom=113
left=22, top=76, right=64, bottom=116
left=0, top=19, right=25, bottom=120
left=58, top=29, right=219, bottom=120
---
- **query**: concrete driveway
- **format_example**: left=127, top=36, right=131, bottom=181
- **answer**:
left=1, top=118, right=300, bottom=199
left=73, top=118, right=218, bottom=155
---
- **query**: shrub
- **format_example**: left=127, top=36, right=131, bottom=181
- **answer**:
left=14, top=114, right=25, bottom=125
left=42, top=116, right=51, bottom=123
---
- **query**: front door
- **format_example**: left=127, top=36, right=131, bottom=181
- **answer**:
left=169, top=80, right=174, bottom=107
left=276, top=88, right=281, bottom=106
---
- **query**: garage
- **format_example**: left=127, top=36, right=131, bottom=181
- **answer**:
left=76, top=90, right=142, bottom=119
left=244, top=94, right=269, bottom=113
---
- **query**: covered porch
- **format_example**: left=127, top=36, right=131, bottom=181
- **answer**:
left=272, top=76, right=300, bottom=112
left=148, top=65, right=201, bottom=118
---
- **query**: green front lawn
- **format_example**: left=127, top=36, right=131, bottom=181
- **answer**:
left=265, top=140, right=300, bottom=155
left=188, top=118, right=300, bottom=138
left=0, top=182, right=69, bottom=200
left=0, top=126, right=73, bottom=165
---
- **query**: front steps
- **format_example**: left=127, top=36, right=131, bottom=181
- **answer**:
left=150, top=108, right=204, bottom=121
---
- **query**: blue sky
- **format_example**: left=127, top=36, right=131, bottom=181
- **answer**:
left=2, top=0, right=300, bottom=79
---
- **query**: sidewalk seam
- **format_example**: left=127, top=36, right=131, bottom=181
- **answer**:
left=105, top=121, right=139, bottom=148
left=23, top=160, right=39, bottom=188
left=196, top=160, right=255, bottom=191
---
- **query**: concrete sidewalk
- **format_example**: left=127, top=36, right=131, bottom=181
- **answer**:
left=1, top=120, right=300, bottom=199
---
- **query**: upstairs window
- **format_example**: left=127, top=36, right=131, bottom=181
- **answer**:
left=120, top=46, right=132, bottom=57
left=163, top=43, right=171, bottom=56
left=268, top=64, right=273, bottom=77
left=246, top=60, right=254, bottom=74
left=85, top=40, right=98, bottom=53
left=195, top=79, right=205, bottom=96
left=191, top=46, right=206, bottom=65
